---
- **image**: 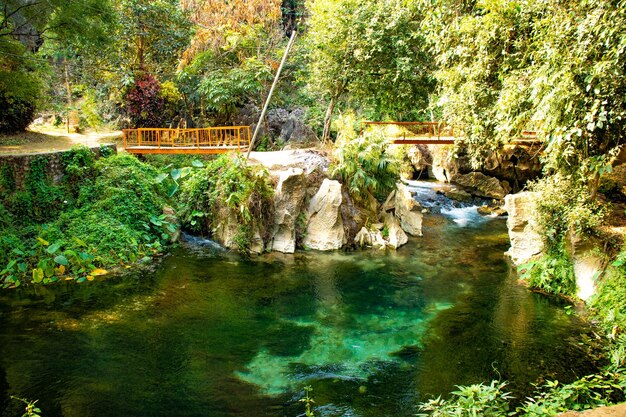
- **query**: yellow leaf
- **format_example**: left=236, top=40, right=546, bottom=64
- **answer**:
left=37, top=237, right=49, bottom=246
left=55, top=265, right=66, bottom=276
left=90, top=269, right=108, bottom=276
left=65, top=277, right=74, bottom=281
left=87, top=275, right=94, bottom=281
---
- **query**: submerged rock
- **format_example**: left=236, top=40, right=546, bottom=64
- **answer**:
left=445, top=188, right=473, bottom=203
left=453, top=172, right=511, bottom=199
left=303, top=179, right=346, bottom=250
left=504, top=192, right=544, bottom=265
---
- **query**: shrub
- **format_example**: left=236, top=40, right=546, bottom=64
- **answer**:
left=520, top=241, right=577, bottom=297
left=417, top=381, right=513, bottom=417
left=177, top=154, right=274, bottom=253
left=590, top=250, right=626, bottom=334
left=330, top=114, right=408, bottom=203
left=0, top=153, right=174, bottom=287
left=530, top=174, right=606, bottom=246
left=123, top=72, right=165, bottom=127
left=0, top=95, right=35, bottom=133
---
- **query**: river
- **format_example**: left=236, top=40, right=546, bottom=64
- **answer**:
left=0, top=182, right=597, bottom=417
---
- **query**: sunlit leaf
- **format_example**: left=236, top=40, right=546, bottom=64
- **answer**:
left=46, top=242, right=62, bottom=254
left=54, top=255, right=69, bottom=266
left=155, top=173, right=169, bottom=183
left=32, top=268, right=44, bottom=283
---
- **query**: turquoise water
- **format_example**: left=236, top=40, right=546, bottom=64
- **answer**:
left=0, top=215, right=597, bottom=417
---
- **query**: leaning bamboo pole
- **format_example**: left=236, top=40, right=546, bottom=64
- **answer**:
left=245, top=30, right=298, bottom=160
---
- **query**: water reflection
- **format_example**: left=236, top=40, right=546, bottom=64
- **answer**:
left=0, top=216, right=597, bottom=417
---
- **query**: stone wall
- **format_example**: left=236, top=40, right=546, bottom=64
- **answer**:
left=0, top=144, right=117, bottom=189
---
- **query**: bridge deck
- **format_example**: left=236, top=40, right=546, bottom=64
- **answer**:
left=123, top=127, right=251, bottom=155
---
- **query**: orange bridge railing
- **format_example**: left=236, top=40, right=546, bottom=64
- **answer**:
left=123, top=126, right=251, bottom=154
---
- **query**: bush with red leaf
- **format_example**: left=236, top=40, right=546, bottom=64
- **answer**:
left=123, top=72, right=166, bottom=127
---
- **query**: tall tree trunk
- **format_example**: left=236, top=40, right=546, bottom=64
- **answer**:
left=64, top=61, right=73, bottom=133
left=322, top=96, right=336, bottom=143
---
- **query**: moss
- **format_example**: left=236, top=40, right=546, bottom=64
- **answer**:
left=177, top=154, right=274, bottom=254
left=1, top=152, right=174, bottom=287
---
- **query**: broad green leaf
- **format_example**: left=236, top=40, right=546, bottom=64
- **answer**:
left=167, top=184, right=179, bottom=198
left=155, top=173, right=169, bottom=183
left=191, top=159, right=204, bottom=168
left=54, top=255, right=69, bottom=266
left=47, top=242, right=63, bottom=254
left=180, top=167, right=193, bottom=179
left=171, top=168, right=182, bottom=181
left=32, top=268, right=44, bottom=283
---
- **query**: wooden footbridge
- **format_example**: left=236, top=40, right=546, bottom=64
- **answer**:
left=122, top=122, right=538, bottom=155
left=361, top=121, right=539, bottom=145
left=123, top=126, right=251, bottom=155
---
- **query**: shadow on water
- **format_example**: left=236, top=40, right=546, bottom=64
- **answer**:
left=0, top=210, right=599, bottom=417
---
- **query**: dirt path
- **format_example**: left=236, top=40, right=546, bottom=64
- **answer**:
left=0, top=126, right=123, bottom=155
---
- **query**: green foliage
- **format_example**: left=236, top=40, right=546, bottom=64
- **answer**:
left=519, top=372, right=625, bottom=416
left=113, top=0, right=192, bottom=74
left=304, top=0, right=434, bottom=120
left=330, top=114, right=407, bottom=202
left=0, top=39, right=43, bottom=133
left=62, top=145, right=97, bottom=198
left=10, top=396, right=42, bottom=417
left=427, top=0, right=626, bottom=175
left=590, top=250, right=626, bottom=335
left=530, top=174, right=606, bottom=246
left=418, top=381, right=512, bottom=417
left=178, top=25, right=275, bottom=123
left=520, top=242, right=577, bottom=297
left=178, top=154, right=274, bottom=254
left=0, top=152, right=175, bottom=287
left=299, top=385, right=315, bottom=417
left=1, top=157, right=65, bottom=225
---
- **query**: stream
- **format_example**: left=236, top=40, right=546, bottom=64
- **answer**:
left=0, top=182, right=598, bottom=417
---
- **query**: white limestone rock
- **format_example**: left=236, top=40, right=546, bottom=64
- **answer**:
left=504, top=192, right=544, bottom=265
left=270, top=168, right=307, bottom=253
left=303, top=179, right=346, bottom=251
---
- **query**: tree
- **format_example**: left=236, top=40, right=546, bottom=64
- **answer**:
left=177, top=0, right=284, bottom=125
left=305, top=0, right=434, bottom=141
left=429, top=0, right=626, bottom=177
left=0, top=0, right=115, bottom=132
left=112, top=0, right=192, bottom=75
left=180, top=0, right=282, bottom=65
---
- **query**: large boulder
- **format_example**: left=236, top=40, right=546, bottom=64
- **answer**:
left=278, top=108, right=318, bottom=146
left=558, top=403, right=626, bottom=417
left=393, top=183, right=423, bottom=236
left=481, top=144, right=543, bottom=191
left=568, top=232, right=603, bottom=301
left=383, top=212, right=408, bottom=249
left=303, top=179, right=346, bottom=250
left=504, top=192, right=544, bottom=265
left=453, top=172, right=511, bottom=199
left=233, top=105, right=318, bottom=148
left=249, top=149, right=329, bottom=176
left=270, top=168, right=307, bottom=253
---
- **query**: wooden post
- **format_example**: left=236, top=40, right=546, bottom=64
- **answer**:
left=246, top=30, right=297, bottom=160
left=138, top=129, right=142, bottom=147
